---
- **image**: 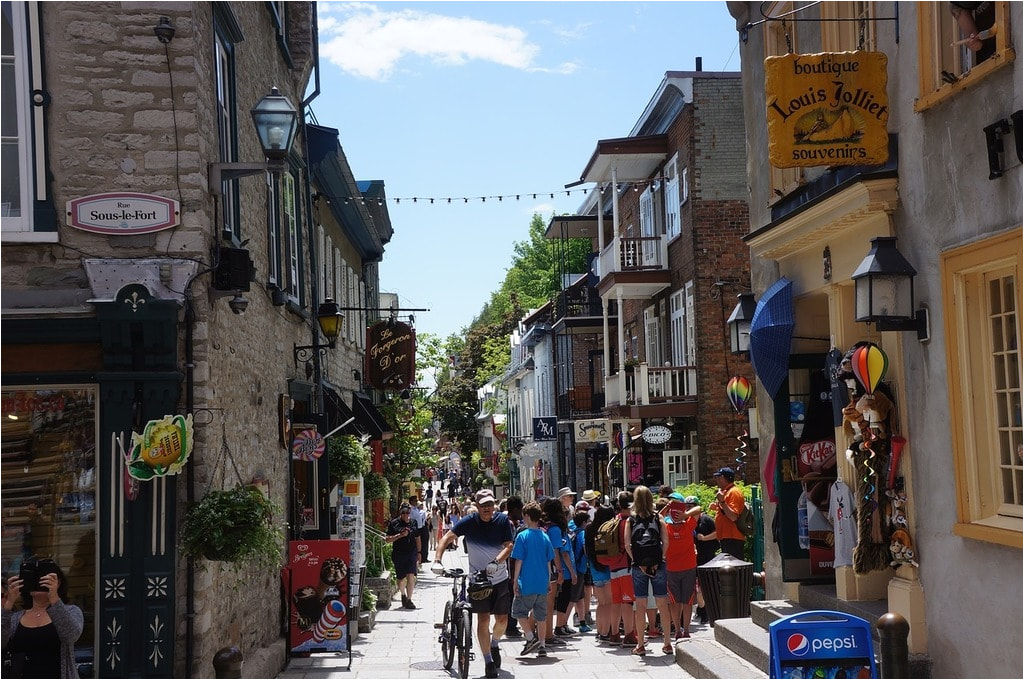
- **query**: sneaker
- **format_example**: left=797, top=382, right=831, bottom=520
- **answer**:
left=400, top=596, right=411, bottom=608
left=578, top=622, right=593, bottom=633
left=485, top=660, right=498, bottom=679
left=555, top=625, right=576, bottom=637
left=608, top=634, right=621, bottom=645
left=545, top=637, right=568, bottom=647
left=491, top=646, right=501, bottom=670
left=521, top=637, right=541, bottom=656
left=537, top=647, right=548, bottom=658
left=403, top=599, right=417, bottom=610
left=623, top=632, right=638, bottom=647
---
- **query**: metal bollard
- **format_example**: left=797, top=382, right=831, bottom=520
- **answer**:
left=213, top=646, right=243, bottom=679
left=719, top=564, right=737, bottom=619
left=876, top=612, right=910, bottom=679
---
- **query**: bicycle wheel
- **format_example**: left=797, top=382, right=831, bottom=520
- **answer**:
left=440, top=601, right=455, bottom=670
left=457, top=608, right=472, bottom=679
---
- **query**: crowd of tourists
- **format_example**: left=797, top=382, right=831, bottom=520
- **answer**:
left=383, top=466, right=745, bottom=679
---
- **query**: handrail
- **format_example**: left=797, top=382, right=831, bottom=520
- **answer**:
left=366, top=525, right=388, bottom=573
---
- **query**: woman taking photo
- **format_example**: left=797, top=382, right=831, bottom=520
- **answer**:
left=2, top=558, right=84, bottom=678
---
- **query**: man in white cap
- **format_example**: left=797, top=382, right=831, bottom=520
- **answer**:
left=433, top=489, right=514, bottom=679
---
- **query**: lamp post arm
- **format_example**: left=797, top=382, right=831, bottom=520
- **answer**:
left=208, top=162, right=269, bottom=195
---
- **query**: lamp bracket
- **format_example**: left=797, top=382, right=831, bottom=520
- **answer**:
left=293, top=343, right=334, bottom=368
left=874, top=308, right=930, bottom=342
left=209, top=160, right=288, bottom=195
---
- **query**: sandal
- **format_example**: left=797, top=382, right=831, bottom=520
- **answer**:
left=662, top=643, right=673, bottom=655
left=631, top=645, right=647, bottom=656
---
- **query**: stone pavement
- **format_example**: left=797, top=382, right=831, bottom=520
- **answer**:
left=277, top=547, right=713, bottom=679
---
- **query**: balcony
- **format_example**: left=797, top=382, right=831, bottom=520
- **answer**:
left=604, top=362, right=698, bottom=409
left=596, top=235, right=671, bottom=300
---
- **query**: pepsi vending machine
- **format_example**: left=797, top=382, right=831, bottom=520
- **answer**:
left=768, top=610, right=876, bottom=679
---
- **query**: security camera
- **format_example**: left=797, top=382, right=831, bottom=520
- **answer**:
left=228, top=293, right=249, bottom=315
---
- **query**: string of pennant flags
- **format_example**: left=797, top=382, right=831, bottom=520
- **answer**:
left=315, top=176, right=675, bottom=207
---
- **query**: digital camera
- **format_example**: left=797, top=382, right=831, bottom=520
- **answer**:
left=19, top=558, right=59, bottom=605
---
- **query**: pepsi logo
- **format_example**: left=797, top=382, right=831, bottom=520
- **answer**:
left=787, top=633, right=810, bottom=656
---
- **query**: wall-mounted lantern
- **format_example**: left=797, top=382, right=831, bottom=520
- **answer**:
left=851, top=236, right=929, bottom=341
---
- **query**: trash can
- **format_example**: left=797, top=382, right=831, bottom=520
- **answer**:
left=697, top=552, right=753, bottom=626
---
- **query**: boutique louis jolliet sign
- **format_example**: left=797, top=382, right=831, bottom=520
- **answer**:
left=765, top=51, right=889, bottom=168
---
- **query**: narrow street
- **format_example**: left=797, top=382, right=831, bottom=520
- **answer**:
left=278, top=490, right=708, bottom=679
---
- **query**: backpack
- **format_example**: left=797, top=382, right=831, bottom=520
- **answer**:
left=736, top=501, right=755, bottom=538
left=630, top=515, right=663, bottom=567
left=593, top=516, right=623, bottom=565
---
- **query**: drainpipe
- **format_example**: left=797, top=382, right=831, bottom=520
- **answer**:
left=183, top=284, right=198, bottom=677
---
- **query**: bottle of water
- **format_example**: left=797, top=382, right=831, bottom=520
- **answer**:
left=797, top=491, right=810, bottom=549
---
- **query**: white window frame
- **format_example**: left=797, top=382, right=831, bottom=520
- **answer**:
left=664, top=449, right=696, bottom=488
left=282, top=172, right=299, bottom=299
left=943, top=229, right=1022, bottom=547
left=1, top=1, right=31, bottom=232
left=664, top=156, right=681, bottom=240
left=644, top=304, right=663, bottom=367
left=670, top=290, right=687, bottom=366
left=214, top=30, right=239, bottom=242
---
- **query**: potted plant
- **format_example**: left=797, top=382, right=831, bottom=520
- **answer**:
left=327, top=434, right=371, bottom=486
left=179, top=485, right=284, bottom=570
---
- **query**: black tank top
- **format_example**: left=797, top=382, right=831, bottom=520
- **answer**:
left=8, top=620, right=62, bottom=678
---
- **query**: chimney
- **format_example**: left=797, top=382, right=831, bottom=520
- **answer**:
left=696, top=56, right=703, bottom=72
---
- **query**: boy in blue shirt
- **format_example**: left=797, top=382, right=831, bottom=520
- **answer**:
left=511, top=501, right=555, bottom=657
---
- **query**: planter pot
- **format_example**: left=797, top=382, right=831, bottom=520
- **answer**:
left=358, top=608, right=376, bottom=633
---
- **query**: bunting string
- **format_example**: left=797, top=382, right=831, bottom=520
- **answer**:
left=311, top=176, right=676, bottom=208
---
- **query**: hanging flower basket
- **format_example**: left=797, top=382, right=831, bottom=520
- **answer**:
left=180, top=485, right=284, bottom=570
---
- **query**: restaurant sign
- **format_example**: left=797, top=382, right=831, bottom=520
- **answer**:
left=365, top=320, right=415, bottom=390
left=67, top=192, right=180, bottom=234
left=765, top=51, right=889, bottom=168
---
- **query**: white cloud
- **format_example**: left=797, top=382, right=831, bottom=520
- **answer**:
left=319, top=2, right=544, bottom=80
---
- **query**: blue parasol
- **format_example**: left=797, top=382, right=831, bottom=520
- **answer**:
left=749, top=277, right=795, bottom=399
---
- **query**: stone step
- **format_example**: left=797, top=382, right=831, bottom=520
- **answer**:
left=675, top=636, right=767, bottom=679
left=714, top=618, right=770, bottom=672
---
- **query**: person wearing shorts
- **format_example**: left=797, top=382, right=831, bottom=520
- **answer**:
left=385, top=503, right=421, bottom=609
left=606, top=491, right=637, bottom=647
left=663, top=493, right=703, bottom=639
left=624, top=485, right=672, bottom=656
left=434, top=490, right=513, bottom=680
left=510, top=501, right=555, bottom=657
left=585, top=504, right=616, bottom=642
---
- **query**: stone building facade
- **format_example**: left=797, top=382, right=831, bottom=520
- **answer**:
left=2, top=3, right=389, bottom=677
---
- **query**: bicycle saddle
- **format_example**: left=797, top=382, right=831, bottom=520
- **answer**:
left=443, top=567, right=465, bottom=577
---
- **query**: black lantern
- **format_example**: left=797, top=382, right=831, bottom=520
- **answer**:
left=294, top=298, right=344, bottom=367
left=250, top=86, right=299, bottom=163
left=727, top=292, right=756, bottom=354
left=851, top=236, right=929, bottom=341
left=314, top=298, right=343, bottom=347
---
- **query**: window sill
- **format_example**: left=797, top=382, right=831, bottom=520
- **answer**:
left=914, top=47, right=1016, bottom=113
left=952, top=516, right=1022, bottom=548
left=2, top=231, right=60, bottom=243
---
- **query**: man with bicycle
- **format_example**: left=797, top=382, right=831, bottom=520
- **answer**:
left=433, top=489, right=513, bottom=680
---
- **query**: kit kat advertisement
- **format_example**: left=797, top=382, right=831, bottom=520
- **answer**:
left=287, top=540, right=351, bottom=653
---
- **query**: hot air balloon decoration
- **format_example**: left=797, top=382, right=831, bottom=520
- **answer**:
left=726, top=376, right=752, bottom=413
left=850, top=343, right=888, bottom=395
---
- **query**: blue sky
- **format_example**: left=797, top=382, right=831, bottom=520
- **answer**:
left=312, top=2, right=742, bottom=341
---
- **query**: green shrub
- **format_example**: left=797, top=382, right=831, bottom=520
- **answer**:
left=179, top=485, right=284, bottom=571
left=327, top=435, right=371, bottom=486
left=364, top=471, right=391, bottom=501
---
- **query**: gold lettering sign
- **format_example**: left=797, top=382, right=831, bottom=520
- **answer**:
left=765, top=51, right=889, bottom=168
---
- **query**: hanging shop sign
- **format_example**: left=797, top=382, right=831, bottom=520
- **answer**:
left=125, top=413, right=194, bottom=480
left=292, top=426, right=326, bottom=461
left=765, top=51, right=889, bottom=168
left=66, top=192, right=180, bottom=235
left=365, top=320, right=415, bottom=390
left=533, top=416, right=557, bottom=441
left=575, top=418, right=609, bottom=443
left=641, top=425, right=672, bottom=445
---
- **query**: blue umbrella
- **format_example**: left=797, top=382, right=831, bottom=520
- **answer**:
left=749, top=277, right=795, bottom=399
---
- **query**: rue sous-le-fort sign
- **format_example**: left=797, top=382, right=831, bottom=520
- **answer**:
left=765, top=51, right=890, bottom=168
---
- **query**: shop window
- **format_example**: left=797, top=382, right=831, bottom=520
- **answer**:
left=942, top=229, right=1022, bottom=547
left=915, top=2, right=1014, bottom=112
left=820, top=1, right=877, bottom=52
left=1, top=2, right=55, bottom=240
left=1, top=387, right=97, bottom=664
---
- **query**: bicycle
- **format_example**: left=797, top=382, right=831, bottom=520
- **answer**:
left=433, top=565, right=474, bottom=678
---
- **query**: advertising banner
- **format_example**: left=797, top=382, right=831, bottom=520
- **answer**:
left=575, top=419, right=608, bottom=443
left=765, top=51, right=889, bottom=168
left=287, top=540, right=351, bottom=654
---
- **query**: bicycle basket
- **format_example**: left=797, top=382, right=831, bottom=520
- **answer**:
left=467, top=573, right=493, bottom=601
